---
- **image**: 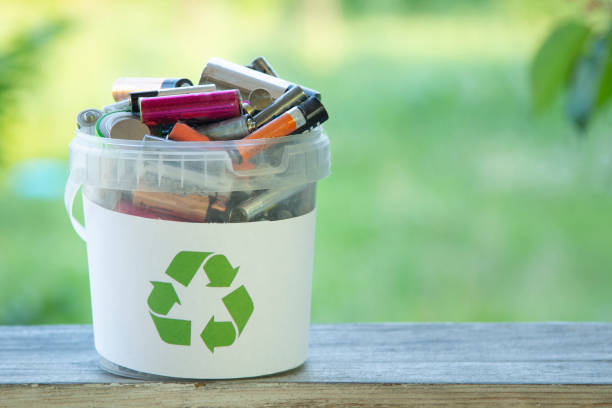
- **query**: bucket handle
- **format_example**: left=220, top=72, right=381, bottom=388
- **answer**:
left=64, top=173, right=86, bottom=242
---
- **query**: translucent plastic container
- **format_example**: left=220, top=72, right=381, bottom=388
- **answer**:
left=64, top=127, right=330, bottom=379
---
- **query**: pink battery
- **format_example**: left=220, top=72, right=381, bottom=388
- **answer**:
left=139, top=90, right=241, bottom=126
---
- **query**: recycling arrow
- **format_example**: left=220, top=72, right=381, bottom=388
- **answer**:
left=147, top=250, right=254, bottom=353
left=200, top=285, right=254, bottom=351
left=150, top=313, right=191, bottom=345
left=165, top=251, right=211, bottom=286
left=222, top=285, right=254, bottom=334
left=200, top=316, right=236, bottom=352
left=147, top=281, right=180, bottom=315
left=203, top=254, right=239, bottom=287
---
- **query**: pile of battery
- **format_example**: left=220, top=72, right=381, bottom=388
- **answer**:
left=76, top=56, right=328, bottom=223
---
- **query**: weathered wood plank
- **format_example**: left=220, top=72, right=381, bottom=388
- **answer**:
left=2, top=323, right=612, bottom=384
left=1, top=383, right=612, bottom=408
left=1, top=323, right=612, bottom=407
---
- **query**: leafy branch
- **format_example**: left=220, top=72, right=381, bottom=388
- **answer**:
left=530, top=1, right=612, bottom=132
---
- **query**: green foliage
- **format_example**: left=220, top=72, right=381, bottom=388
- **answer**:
left=530, top=5, right=612, bottom=132
left=3, top=0, right=612, bottom=325
left=597, top=33, right=612, bottom=107
left=4, top=57, right=612, bottom=324
left=0, top=19, right=70, bottom=166
left=567, top=33, right=611, bottom=130
left=530, top=20, right=591, bottom=112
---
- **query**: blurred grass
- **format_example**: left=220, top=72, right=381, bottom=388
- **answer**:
left=1, top=0, right=612, bottom=324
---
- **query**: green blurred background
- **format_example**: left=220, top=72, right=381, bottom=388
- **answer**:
left=1, top=0, right=611, bottom=324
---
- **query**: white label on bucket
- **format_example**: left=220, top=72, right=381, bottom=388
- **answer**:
left=83, top=196, right=316, bottom=379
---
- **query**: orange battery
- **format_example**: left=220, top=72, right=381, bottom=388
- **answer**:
left=132, top=191, right=210, bottom=223
left=115, top=199, right=186, bottom=222
left=210, top=193, right=230, bottom=212
left=233, top=160, right=256, bottom=171
left=235, top=96, right=327, bottom=163
left=168, top=122, right=210, bottom=142
left=236, top=107, right=305, bottom=163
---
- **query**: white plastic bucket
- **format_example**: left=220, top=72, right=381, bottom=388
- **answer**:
left=65, top=127, right=330, bottom=379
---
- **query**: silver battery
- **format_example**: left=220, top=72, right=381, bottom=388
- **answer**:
left=76, top=109, right=103, bottom=135
left=195, top=115, right=256, bottom=140
left=199, top=57, right=291, bottom=100
left=157, top=83, right=215, bottom=96
left=246, top=56, right=278, bottom=77
left=242, top=101, right=256, bottom=116
left=102, top=99, right=131, bottom=113
left=252, top=85, right=308, bottom=128
left=97, top=111, right=150, bottom=140
left=229, top=185, right=304, bottom=222
left=248, top=88, right=273, bottom=111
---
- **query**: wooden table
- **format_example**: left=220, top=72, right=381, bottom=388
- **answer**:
left=1, top=323, right=611, bottom=407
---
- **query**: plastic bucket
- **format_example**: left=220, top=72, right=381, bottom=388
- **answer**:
left=64, top=127, right=330, bottom=379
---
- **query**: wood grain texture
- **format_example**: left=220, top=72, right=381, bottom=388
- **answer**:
left=2, top=383, right=612, bottom=408
left=1, top=323, right=612, bottom=407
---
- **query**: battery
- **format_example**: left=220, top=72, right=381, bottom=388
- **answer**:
left=229, top=186, right=304, bottom=222
left=76, top=109, right=103, bottom=135
left=248, top=88, right=273, bottom=111
left=115, top=199, right=185, bottom=222
left=102, top=99, right=131, bottom=113
left=139, top=90, right=241, bottom=126
left=211, top=192, right=230, bottom=212
left=96, top=111, right=151, bottom=140
left=194, top=114, right=255, bottom=140
left=168, top=122, right=210, bottom=142
left=242, top=101, right=256, bottom=116
left=111, top=77, right=193, bottom=102
left=132, top=191, right=210, bottom=223
left=252, top=85, right=308, bottom=128
left=130, top=84, right=216, bottom=113
left=199, top=57, right=320, bottom=101
left=246, top=56, right=278, bottom=77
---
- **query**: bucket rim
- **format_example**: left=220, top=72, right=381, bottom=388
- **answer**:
left=72, top=125, right=326, bottom=153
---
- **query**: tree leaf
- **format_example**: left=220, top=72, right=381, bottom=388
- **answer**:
left=530, top=20, right=591, bottom=112
left=596, top=29, right=612, bottom=108
left=567, top=34, right=610, bottom=131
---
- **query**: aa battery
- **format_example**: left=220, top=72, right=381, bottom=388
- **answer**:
left=102, top=99, right=131, bottom=113
left=139, top=90, right=241, bottom=126
left=211, top=192, right=230, bottom=213
left=242, top=101, right=256, bottom=116
left=76, top=109, right=103, bottom=135
left=235, top=96, right=327, bottom=163
left=248, top=88, right=273, bottom=111
left=96, top=111, right=151, bottom=140
left=199, top=57, right=289, bottom=100
left=229, top=186, right=304, bottom=222
left=252, top=85, right=308, bottom=128
left=194, top=114, right=255, bottom=140
left=246, top=56, right=278, bottom=77
left=130, top=84, right=216, bottom=113
left=168, top=122, right=210, bottom=142
left=112, top=77, right=193, bottom=102
left=200, top=57, right=320, bottom=101
left=294, top=95, right=329, bottom=132
left=234, top=106, right=305, bottom=163
left=132, top=191, right=210, bottom=223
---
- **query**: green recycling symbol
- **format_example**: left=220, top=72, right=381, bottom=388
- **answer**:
left=147, top=251, right=254, bottom=352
